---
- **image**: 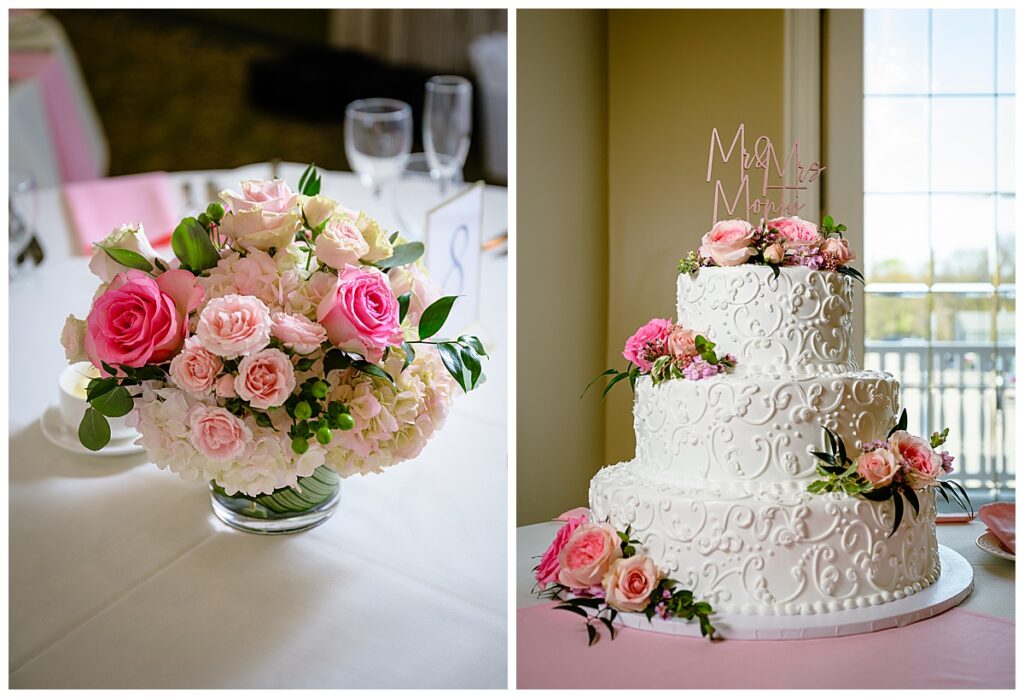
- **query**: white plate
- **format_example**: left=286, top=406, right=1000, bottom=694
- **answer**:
left=976, top=531, right=1015, bottom=561
left=40, top=405, right=146, bottom=457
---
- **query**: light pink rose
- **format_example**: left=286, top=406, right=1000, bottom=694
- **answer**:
left=856, top=447, right=899, bottom=487
left=557, top=523, right=623, bottom=589
left=768, top=216, right=820, bottom=244
left=666, top=325, right=698, bottom=361
left=196, top=294, right=273, bottom=359
left=763, top=242, right=785, bottom=264
left=890, top=430, right=942, bottom=487
left=218, top=179, right=301, bottom=252
left=234, top=348, right=296, bottom=409
left=188, top=404, right=250, bottom=462
left=215, top=374, right=237, bottom=399
left=603, top=555, right=660, bottom=613
left=221, top=179, right=299, bottom=215
left=388, top=264, right=443, bottom=326
left=317, top=264, right=403, bottom=363
left=271, top=312, right=327, bottom=355
left=622, top=318, right=672, bottom=371
left=699, top=219, right=756, bottom=266
left=821, top=237, right=856, bottom=265
left=315, top=218, right=370, bottom=269
left=169, top=337, right=223, bottom=395
left=535, top=514, right=588, bottom=587
left=85, top=269, right=204, bottom=370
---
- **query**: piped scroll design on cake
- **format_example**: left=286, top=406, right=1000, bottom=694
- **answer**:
left=590, top=460, right=941, bottom=615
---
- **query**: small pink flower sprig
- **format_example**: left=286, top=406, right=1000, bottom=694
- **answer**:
left=533, top=516, right=716, bottom=645
left=583, top=319, right=736, bottom=399
left=807, top=409, right=972, bottom=536
left=677, top=214, right=864, bottom=283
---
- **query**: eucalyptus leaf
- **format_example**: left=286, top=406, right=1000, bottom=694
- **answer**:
left=90, top=385, right=134, bottom=418
left=377, top=242, right=425, bottom=270
left=418, top=295, right=459, bottom=340
left=100, top=246, right=153, bottom=272
left=78, top=407, right=111, bottom=451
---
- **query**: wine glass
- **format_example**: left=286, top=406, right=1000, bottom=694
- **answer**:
left=344, top=98, right=413, bottom=198
left=423, top=75, right=472, bottom=195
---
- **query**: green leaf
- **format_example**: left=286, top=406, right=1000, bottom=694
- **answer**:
left=78, top=407, right=111, bottom=451
left=459, top=334, right=488, bottom=357
left=86, top=377, right=117, bottom=401
left=352, top=359, right=396, bottom=386
left=601, top=371, right=632, bottom=399
left=768, top=262, right=781, bottom=280
left=889, top=492, right=904, bottom=537
left=401, top=340, right=416, bottom=372
left=171, top=217, right=220, bottom=272
left=389, top=231, right=400, bottom=244
left=807, top=480, right=827, bottom=494
left=153, top=257, right=168, bottom=272
left=129, top=365, right=167, bottom=381
left=460, top=344, right=483, bottom=390
left=581, top=368, right=619, bottom=399
left=887, top=408, right=908, bottom=438
left=99, top=246, right=153, bottom=272
left=295, top=357, right=316, bottom=372
left=437, top=342, right=468, bottom=392
left=298, top=163, right=321, bottom=196
left=904, top=486, right=920, bottom=516
left=242, top=464, right=338, bottom=514
left=323, top=349, right=351, bottom=374
left=587, top=623, right=598, bottom=646
left=253, top=411, right=274, bottom=428
left=397, top=292, right=412, bottom=323
left=554, top=604, right=590, bottom=619
left=822, top=214, right=835, bottom=228
left=810, top=450, right=836, bottom=466
left=90, top=385, right=134, bottom=418
left=377, top=242, right=425, bottom=270
left=418, top=295, right=459, bottom=340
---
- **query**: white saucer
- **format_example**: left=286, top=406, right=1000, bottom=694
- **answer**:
left=976, top=531, right=1015, bottom=561
left=40, top=405, right=146, bottom=457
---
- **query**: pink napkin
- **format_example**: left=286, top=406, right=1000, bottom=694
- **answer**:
left=63, top=172, right=177, bottom=254
left=555, top=507, right=591, bottom=522
left=978, top=502, right=1015, bottom=554
left=518, top=605, right=1013, bottom=688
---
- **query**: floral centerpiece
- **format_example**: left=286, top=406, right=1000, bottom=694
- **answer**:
left=534, top=513, right=716, bottom=645
left=677, top=214, right=863, bottom=281
left=586, top=318, right=735, bottom=398
left=806, top=409, right=972, bottom=535
left=60, top=165, right=486, bottom=533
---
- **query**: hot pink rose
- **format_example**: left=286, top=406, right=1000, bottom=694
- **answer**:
left=389, top=264, right=443, bottom=326
left=315, top=218, right=370, bottom=269
left=821, top=237, right=856, bottom=265
left=535, top=515, right=588, bottom=587
left=557, top=523, right=623, bottom=589
left=623, top=318, right=672, bottom=371
left=890, top=430, right=942, bottom=487
left=196, top=294, right=272, bottom=359
left=603, top=555, right=660, bottom=613
left=699, top=219, right=756, bottom=266
left=85, top=269, right=204, bottom=369
left=317, top=264, right=403, bottom=363
left=768, top=216, right=819, bottom=244
left=169, top=337, right=223, bottom=395
left=188, top=404, right=250, bottom=462
left=856, top=447, right=899, bottom=487
left=215, top=374, right=237, bottom=399
left=666, top=325, right=698, bottom=361
left=234, top=348, right=296, bottom=409
left=271, top=312, right=327, bottom=355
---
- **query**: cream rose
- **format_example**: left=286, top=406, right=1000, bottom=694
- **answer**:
left=88, top=224, right=164, bottom=283
left=218, top=179, right=302, bottom=252
left=353, top=212, right=394, bottom=262
left=763, top=242, right=785, bottom=264
left=315, top=218, right=370, bottom=269
left=60, top=314, right=89, bottom=363
left=603, top=555, right=660, bottom=613
left=699, top=219, right=756, bottom=266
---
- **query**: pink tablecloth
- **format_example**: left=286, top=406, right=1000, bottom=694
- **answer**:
left=518, top=604, right=1013, bottom=689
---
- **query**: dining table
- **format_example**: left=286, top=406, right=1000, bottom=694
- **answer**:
left=9, top=163, right=508, bottom=688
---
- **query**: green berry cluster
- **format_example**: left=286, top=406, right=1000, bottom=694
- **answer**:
left=197, top=202, right=225, bottom=230
left=285, top=377, right=354, bottom=454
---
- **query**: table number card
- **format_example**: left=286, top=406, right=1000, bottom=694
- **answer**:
left=425, top=181, right=484, bottom=333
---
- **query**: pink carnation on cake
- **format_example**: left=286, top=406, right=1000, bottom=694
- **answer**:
left=271, top=312, right=327, bottom=355
left=699, top=219, right=756, bottom=266
left=855, top=447, right=899, bottom=486
left=890, top=430, right=942, bottom=487
left=188, top=404, right=251, bottom=462
left=535, top=514, right=588, bottom=587
left=169, top=337, right=223, bottom=395
left=317, top=264, right=402, bottom=363
left=557, top=522, right=623, bottom=589
left=602, top=555, right=660, bottom=613
left=234, top=348, right=297, bottom=409
left=86, top=269, right=204, bottom=369
left=195, top=294, right=273, bottom=359
left=768, top=216, right=819, bottom=243
left=623, top=318, right=672, bottom=371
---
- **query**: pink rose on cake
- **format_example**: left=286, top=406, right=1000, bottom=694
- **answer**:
left=768, top=216, right=820, bottom=244
left=666, top=325, right=698, bottom=362
left=557, top=522, right=623, bottom=589
left=535, top=513, right=588, bottom=587
left=855, top=447, right=899, bottom=487
left=699, top=219, right=756, bottom=266
left=763, top=242, right=785, bottom=264
left=318, top=264, right=403, bottom=363
left=821, top=237, right=856, bottom=266
left=86, top=269, right=204, bottom=370
left=890, top=430, right=943, bottom=487
left=623, top=318, right=672, bottom=371
left=603, top=555, right=661, bottom=612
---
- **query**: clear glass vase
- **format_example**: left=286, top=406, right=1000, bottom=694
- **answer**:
left=209, top=465, right=340, bottom=535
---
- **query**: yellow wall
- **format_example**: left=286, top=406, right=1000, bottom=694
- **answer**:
left=517, top=9, right=788, bottom=524
left=516, top=10, right=609, bottom=525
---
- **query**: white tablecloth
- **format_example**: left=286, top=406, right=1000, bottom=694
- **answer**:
left=9, top=165, right=508, bottom=688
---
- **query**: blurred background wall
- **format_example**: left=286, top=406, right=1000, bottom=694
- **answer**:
left=517, top=9, right=789, bottom=524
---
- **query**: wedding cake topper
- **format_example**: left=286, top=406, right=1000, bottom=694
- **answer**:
left=706, top=123, right=826, bottom=224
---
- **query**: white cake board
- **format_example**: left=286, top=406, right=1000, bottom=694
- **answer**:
left=616, top=545, right=973, bottom=641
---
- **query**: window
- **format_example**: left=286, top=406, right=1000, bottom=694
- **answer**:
left=863, top=9, right=1015, bottom=497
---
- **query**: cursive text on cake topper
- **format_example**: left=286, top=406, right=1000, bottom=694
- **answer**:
left=706, top=124, right=826, bottom=224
